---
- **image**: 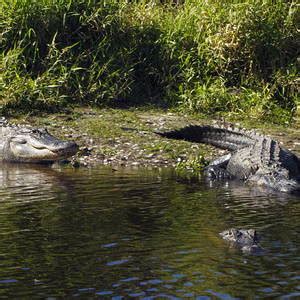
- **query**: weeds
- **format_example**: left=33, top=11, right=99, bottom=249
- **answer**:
left=0, top=0, right=298, bottom=123
left=176, top=154, right=208, bottom=174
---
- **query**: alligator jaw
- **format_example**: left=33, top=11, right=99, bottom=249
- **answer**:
left=32, top=141, right=78, bottom=161
left=30, top=140, right=79, bottom=158
left=8, top=141, right=78, bottom=163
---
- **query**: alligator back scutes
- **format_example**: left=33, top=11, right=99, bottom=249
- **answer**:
left=247, top=136, right=280, bottom=167
left=157, top=125, right=259, bottom=151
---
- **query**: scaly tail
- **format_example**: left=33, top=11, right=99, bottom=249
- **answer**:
left=156, top=125, right=256, bottom=151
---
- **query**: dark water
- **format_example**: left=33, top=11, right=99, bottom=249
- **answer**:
left=0, top=164, right=299, bottom=299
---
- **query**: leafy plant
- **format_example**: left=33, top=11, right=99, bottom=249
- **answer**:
left=0, top=0, right=298, bottom=123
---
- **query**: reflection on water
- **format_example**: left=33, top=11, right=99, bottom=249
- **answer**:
left=0, top=164, right=299, bottom=299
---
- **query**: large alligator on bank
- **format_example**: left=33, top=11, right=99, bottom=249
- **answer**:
left=0, top=118, right=78, bottom=163
left=157, top=125, right=300, bottom=194
left=219, top=228, right=262, bottom=253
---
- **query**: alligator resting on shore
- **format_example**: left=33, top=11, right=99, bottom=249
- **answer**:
left=157, top=125, right=300, bottom=194
left=0, top=118, right=78, bottom=163
left=220, top=228, right=262, bottom=253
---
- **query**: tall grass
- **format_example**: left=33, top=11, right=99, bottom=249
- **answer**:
left=0, top=0, right=298, bottom=123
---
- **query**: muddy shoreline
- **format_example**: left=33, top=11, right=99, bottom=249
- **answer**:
left=13, top=108, right=300, bottom=169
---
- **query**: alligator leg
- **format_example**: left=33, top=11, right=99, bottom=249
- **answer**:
left=204, top=153, right=233, bottom=179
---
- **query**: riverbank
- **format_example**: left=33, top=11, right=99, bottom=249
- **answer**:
left=1, top=1, right=298, bottom=124
left=11, top=107, right=300, bottom=170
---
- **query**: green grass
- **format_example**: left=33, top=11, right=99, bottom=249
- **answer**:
left=0, top=0, right=298, bottom=123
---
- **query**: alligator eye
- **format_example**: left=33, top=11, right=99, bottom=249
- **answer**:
left=226, top=232, right=232, bottom=238
left=32, top=129, right=42, bottom=136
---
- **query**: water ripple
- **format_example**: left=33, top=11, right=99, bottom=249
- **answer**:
left=0, top=165, right=298, bottom=298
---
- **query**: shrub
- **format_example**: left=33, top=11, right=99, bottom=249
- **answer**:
left=0, top=0, right=298, bottom=123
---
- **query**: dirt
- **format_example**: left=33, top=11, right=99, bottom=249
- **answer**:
left=13, top=107, right=300, bottom=169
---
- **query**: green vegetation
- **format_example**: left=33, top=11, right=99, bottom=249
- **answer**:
left=176, top=154, right=208, bottom=174
left=0, top=0, right=298, bottom=123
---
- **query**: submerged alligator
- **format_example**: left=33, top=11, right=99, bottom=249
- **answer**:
left=219, top=228, right=262, bottom=253
left=157, top=125, right=300, bottom=194
left=0, top=118, right=78, bottom=163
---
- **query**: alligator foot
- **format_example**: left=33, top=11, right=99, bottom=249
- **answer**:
left=204, top=165, right=233, bottom=180
left=204, top=154, right=233, bottom=180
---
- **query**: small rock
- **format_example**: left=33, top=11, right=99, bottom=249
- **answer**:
left=80, top=147, right=92, bottom=156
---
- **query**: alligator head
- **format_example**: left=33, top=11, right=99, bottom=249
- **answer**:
left=220, top=228, right=262, bottom=254
left=2, top=126, right=78, bottom=163
left=220, top=228, right=258, bottom=244
left=247, top=171, right=300, bottom=195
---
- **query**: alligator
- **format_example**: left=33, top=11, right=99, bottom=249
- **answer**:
left=219, top=228, right=262, bottom=253
left=0, top=118, right=78, bottom=163
left=157, top=125, right=300, bottom=194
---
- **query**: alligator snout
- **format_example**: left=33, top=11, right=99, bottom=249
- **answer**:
left=51, top=140, right=79, bottom=156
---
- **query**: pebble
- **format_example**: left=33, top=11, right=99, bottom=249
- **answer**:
left=39, top=114, right=299, bottom=170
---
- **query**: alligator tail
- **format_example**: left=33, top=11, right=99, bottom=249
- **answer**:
left=156, top=125, right=256, bottom=151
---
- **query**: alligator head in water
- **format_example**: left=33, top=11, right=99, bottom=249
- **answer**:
left=0, top=121, right=78, bottom=163
left=220, top=228, right=262, bottom=254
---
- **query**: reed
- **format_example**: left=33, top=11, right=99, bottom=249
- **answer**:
left=0, top=0, right=298, bottom=123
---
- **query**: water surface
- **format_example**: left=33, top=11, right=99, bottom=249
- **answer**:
left=0, top=164, right=299, bottom=299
